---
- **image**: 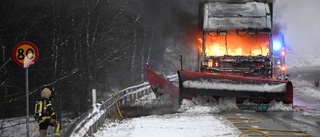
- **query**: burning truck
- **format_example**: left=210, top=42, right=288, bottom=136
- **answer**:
left=145, top=0, right=293, bottom=110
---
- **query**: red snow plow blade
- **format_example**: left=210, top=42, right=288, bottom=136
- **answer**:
left=145, top=65, right=179, bottom=98
left=178, top=70, right=293, bottom=103
left=145, top=65, right=194, bottom=100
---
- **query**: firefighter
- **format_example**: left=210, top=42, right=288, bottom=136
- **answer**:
left=38, top=88, right=58, bottom=137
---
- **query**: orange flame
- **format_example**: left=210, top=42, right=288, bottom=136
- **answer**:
left=199, top=33, right=270, bottom=56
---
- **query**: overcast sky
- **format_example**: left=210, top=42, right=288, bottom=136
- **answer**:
left=274, top=0, right=320, bottom=56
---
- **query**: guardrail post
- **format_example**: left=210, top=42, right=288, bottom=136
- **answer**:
left=118, top=94, right=123, bottom=106
left=121, top=93, right=124, bottom=106
left=131, top=91, right=134, bottom=101
left=92, top=89, right=97, bottom=105
left=124, top=90, right=127, bottom=105
left=89, top=124, right=93, bottom=136
left=129, top=89, right=133, bottom=101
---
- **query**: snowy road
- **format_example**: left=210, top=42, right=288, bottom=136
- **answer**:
left=222, top=111, right=319, bottom=136
left=94, top=93, right=320, bottom=137
left=93, top=67, right=320, bottom=137
left=219, top=67, right=320, bottom=136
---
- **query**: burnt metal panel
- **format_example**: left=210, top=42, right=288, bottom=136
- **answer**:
left=202, top=2, right=271, bottom=31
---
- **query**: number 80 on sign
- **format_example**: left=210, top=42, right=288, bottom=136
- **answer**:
left=13, top=41, right=39, bottom=67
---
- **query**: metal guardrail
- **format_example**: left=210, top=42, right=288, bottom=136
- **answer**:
left=63, top=82, right=152, bottom=137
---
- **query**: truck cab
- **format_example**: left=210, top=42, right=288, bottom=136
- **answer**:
left=198, top=0, right=286, bottom=79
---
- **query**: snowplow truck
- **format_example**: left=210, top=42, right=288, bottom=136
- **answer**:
left=178, top=0, right=293, bottom=104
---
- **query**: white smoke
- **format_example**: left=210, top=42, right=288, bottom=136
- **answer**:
left=274, top=0, right=320, bottom=56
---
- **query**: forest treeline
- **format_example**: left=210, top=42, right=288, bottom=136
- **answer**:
left=0, top=0, right=201, bottom=119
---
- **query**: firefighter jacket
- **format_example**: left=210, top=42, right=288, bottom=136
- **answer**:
left=40, top=98, right=56, bottom=120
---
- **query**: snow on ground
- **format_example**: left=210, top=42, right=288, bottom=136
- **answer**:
left=0, top=116, right=57, bottom=137
left=131, top=93, right=174, bottom=108
left=72, top=104, right=106, bottom=137
left=302, top=111, right=320, bottom=118
left=93, top=56, right=320, bottom=137
left=286, top=52, right=320, bottom=69
left=291, top=78, right=320, bottom=100
left=93, top=92, right=301, bottom=137
left=94, top=114, right=239, bottom=137
left=267, top=100, right=293, bottom=111
left=177, top=96, right=238, bottom=114
left=94, top=93, right=241, bottom=137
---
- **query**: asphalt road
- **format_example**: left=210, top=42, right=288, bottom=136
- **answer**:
left=221, top=66, right=320, bottom=137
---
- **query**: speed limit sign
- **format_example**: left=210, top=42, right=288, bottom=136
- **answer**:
left=13, top=41, right=39, bottom=134
left=13, top=41, right=39, bottom=68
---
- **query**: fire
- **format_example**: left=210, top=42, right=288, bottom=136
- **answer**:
left=199, top=33, right=270, bottom=56
left=205, top=44, right=226, bottom=56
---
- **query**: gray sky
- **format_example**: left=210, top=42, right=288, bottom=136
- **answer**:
left=274, top=0, right=320, bottom=56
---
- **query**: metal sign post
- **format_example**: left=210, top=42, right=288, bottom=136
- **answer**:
left=26, top=67, right=29, bottom=137
left=13, top=41, right=38, bottom=137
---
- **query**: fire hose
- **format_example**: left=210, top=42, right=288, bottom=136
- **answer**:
left=109, top=93, right=124, bottom=118
left=29, top=116, right=61, bottom=137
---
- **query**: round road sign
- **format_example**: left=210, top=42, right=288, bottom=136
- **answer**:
left=13, top=41, right=39, bottom=67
